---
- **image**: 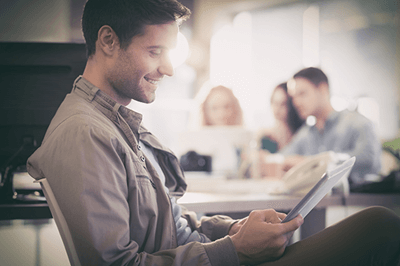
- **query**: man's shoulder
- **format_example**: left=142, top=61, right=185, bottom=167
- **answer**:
left=338, top=110, right=373, bottom=126
left=44, top=94, right=115, bottom=140
left=53, top=94, right=101, bottom=124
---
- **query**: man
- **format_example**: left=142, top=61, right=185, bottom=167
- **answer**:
left=27, top=1, right=400, bottom=265
left=282, top=67, right=382, bottom=187
left=26, top=0, right=301, bottom=265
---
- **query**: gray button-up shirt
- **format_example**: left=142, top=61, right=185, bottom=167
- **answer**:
left=27, top=76, right=239, bottom=266
left=281, top=110, right=382, bottom=184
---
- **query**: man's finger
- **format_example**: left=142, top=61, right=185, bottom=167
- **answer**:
left=280, top=214, right=303, bottom=233
left=277, top=212, right=287, bottom=220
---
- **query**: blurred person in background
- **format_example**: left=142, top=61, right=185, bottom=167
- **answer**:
left=257, top=82, right=304, bottom=178
left=281, top=67, right=382, bottom=187
left=259, top=82, right=304, bottom=153
left=200, top=85, right=243, bottom=126
left=180, top=85, right=247, bottom=176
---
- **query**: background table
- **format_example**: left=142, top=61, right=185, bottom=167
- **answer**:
left=2, top=178, right=400, bottom=239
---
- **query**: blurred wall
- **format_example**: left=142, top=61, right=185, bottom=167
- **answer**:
left=189, top=0, right=301, bottom=93
left=0, top=0, right=73, bottom=42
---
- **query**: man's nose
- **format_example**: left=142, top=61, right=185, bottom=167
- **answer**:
left=158, top=56, right=174, bottom=77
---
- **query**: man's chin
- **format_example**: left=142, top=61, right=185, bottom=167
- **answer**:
left=140, top=96, right=156, bottom=104
left=146, top=98, right=156, bottom=104
left=131, top=92, right=156, bottom=104
left=147, top=94, right=156, bottom=103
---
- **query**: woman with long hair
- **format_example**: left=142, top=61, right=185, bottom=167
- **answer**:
left=260, top=82, right=304, bottom=152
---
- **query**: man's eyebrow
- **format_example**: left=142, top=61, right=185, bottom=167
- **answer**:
left=147, top=45, right=167, bottom=49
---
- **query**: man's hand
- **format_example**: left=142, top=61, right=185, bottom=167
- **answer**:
left=230, top=209, right=303, bottom=265
left=228, top=217, right=247, bottom=236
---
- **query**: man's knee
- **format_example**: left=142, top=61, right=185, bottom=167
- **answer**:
left=354, top=206, right=400, bottom=237
left=358, top=206, right=398, bottom=221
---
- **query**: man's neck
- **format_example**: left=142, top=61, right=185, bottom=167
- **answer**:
left=82, top=58, right=103, bottom=92
left=82, top=60, right=131, bottom=106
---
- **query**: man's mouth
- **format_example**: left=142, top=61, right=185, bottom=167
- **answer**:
left=144, top=76, right=160, bottom=85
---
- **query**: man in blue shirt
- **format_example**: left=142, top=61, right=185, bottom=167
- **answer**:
left=281, top=67, right=382, bottom=187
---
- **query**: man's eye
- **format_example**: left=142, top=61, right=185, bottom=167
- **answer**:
left=150, top=49, right=162, bottom=56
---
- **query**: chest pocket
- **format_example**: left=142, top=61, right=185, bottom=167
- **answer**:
left=131, top=160, right=158, bottom=204
left=136, top=164, right=157, bottom=189
left=127, top=160, right=162, bottom=249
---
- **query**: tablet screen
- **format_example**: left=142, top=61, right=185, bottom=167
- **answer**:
left=281, top=156, right=356, bottom=223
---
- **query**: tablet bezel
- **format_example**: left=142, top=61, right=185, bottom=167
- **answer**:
left=281, top=157, right=356, bottom=223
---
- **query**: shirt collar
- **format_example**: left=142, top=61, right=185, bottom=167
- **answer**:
left=308, top=111, right=339, bottom=133
left=73, top=76, right=176, bottom=155
left=73, top=76, right=143, bottom=134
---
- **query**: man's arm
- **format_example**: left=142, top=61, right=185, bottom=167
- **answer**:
left=340, top=115, right=382, bottom=183
left=170, top=196, right=212, bottom=244
left=181, top=206, right=239, bottom=241
left=277, top=126, right=309, bottom=172
left=280, top=125, right=308, bottom=156
left=181, top=206, right=304, bottom=265
left=231, top=210, right=303, bottom=265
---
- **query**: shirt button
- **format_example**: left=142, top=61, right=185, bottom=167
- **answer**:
left=140, top=156, right=145, bottom=162
left=137, top=145, right=141, bottom=150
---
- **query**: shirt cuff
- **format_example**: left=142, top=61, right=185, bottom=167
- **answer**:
left=211, top=217, right=237, bottom=240
left=203, top=236, right=240, bottom=266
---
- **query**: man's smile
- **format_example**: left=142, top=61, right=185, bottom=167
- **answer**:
left=144, top=76, right=161, bottom=85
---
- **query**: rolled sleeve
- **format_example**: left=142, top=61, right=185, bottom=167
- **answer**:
left=203, top=236, right=240, bottom=266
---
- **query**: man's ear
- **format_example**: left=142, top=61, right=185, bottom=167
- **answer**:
left=97, top=25, right=119, bottom=56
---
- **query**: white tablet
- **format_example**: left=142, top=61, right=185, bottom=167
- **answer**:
left=281, top=156, right=356, bottom=223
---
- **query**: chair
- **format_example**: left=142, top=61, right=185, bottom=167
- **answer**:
left=36, top=178, right=82, bottom=266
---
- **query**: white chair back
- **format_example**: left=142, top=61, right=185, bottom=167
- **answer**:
left=36, top=178, right=81, bottom=266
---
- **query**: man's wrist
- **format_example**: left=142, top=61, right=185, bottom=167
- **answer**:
left=230, top=234, right=249, bottom=265
left=228, top=221, right=240, bottom=236
left=203, top=236, right=240, bottom=266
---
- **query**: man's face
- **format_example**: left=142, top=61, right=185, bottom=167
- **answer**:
left=289, top=77, right=322, bottom=119
left=107, top=22, right=178, bottom=105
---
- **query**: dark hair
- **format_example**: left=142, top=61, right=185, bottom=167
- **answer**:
left=293, top=67, right=329, bottom=88
left=82, top=0, right=191, bottom=57
left=272, top=82, right=304, bottom=134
